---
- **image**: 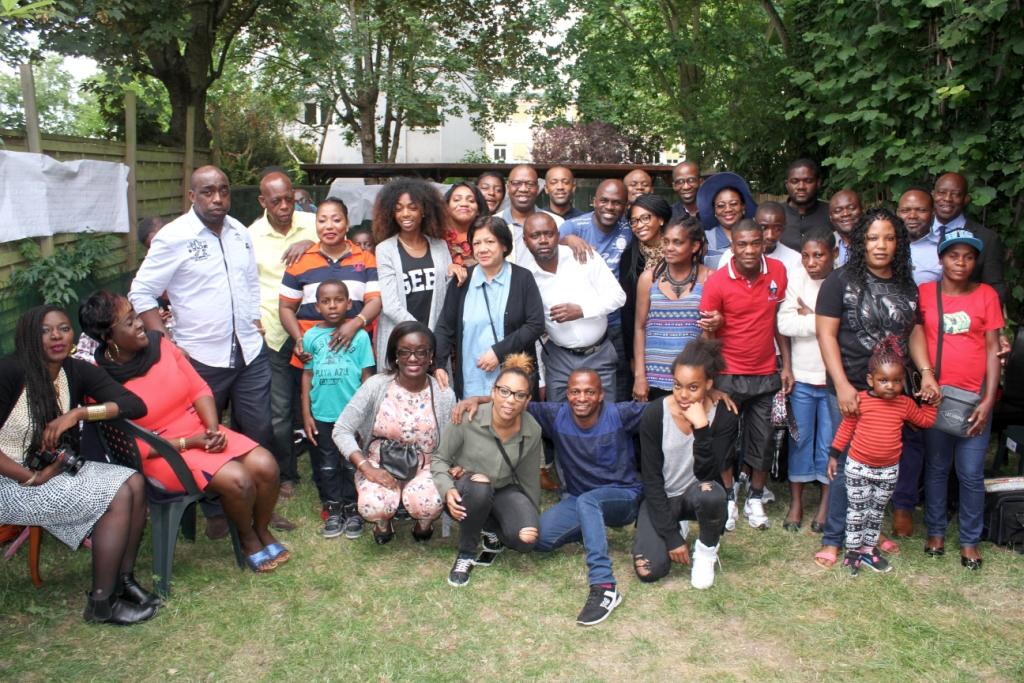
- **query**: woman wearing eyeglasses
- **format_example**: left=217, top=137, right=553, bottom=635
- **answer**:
left=619, top=194, right=672, bottom=386
left=431, top=354, right=542, bottom=587
left=433, top=215, right=546, bottom=400
left=333, top=322, right=456, bottom=544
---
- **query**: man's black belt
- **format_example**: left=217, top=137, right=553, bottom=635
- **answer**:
left=557, top=333, right=608, bottom=356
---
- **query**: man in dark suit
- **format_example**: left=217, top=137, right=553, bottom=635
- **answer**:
left=932, top=172, right=1006, bottom=303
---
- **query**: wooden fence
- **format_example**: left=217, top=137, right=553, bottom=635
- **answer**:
left=0, top=129, right=210, bottom=353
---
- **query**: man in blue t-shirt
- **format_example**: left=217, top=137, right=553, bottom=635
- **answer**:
left=558, top=179, right=632, bottom=402
left=530, top=369, right=643, bottom=627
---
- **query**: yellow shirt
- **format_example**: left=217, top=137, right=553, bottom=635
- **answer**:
left=249, top=211, right=318, bottom=351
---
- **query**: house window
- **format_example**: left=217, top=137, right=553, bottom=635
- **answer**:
left=304, top=103, right=318, bottom=125
left=492, top=146, right=507, bottom=162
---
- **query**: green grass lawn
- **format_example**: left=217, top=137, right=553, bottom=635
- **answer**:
left=3, top=456, right=1024, bottom=682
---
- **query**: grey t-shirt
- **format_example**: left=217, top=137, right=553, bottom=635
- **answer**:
left=661, top=402, right=718, bottom=498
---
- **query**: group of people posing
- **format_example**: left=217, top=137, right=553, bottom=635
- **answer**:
left=0, top=157, right=1009, bottom=628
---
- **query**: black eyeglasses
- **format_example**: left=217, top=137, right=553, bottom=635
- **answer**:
left=628, top=214, right=654, bottom=228
left=495, top=385, right=529, bottom=402
left=509, top=180, right=538, bottom=189
left=396, top=348, right=432, bottom=360
left=673, top=177, right=699, bottom=186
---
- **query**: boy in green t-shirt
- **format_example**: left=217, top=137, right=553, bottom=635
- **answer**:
left=301, top=279, right=375, bottom=539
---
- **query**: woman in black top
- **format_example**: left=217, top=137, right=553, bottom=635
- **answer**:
left=0, top=305, right=158, bottom=625
left=633, top=338, right=738, bottom=589
left=434, top=216, right=546, bottom=399
left=813, top=207, right=917, bottom=568
left=619, top=194, right=672, bottom=367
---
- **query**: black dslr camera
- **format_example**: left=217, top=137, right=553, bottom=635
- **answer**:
left=25, top=445, right=84, bottom=476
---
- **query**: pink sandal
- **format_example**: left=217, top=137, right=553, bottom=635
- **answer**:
left=878, top=535, right=900, bottom=554
left=814, top=546, right=838, bottom=569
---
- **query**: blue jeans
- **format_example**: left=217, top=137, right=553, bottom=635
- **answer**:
left=536, top=487, right=640, bottom=586
left=924, top=423, right=991, bottom=545
left=821, top=392, right=848, bottom=548
left=788, top=382, right=833, bottom=484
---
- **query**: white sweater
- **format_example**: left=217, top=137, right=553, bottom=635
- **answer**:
left=776, top=267, right=827, bottom=385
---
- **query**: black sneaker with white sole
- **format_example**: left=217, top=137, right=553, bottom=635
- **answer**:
left=342, top=513, right=364, bottom=540
left=576, top=585, right=622, bottom=626
left=448, top=553, right=475, bottom=587
left=474, top=530, right=505, bottom=567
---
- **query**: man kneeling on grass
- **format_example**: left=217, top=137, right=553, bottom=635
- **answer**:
left=454, top=368, right=643, bottom=627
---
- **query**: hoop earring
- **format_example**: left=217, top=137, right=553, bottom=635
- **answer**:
left=109, top=341, right=121, bottom=357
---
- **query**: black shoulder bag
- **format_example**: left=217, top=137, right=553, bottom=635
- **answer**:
left=374, top=381, right=440, bottom=481
left=932, top=283, right=983, bottom=436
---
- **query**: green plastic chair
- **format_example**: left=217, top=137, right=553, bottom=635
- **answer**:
left=97, top=419, right=245, bottom=597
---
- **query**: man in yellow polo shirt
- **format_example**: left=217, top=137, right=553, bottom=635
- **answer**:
left=250, top=170, right=316, bottom=502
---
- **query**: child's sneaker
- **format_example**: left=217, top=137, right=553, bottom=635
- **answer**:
left=842, top=550, right=861, bottom=577
left=725, top=500, right=738, bottom=532
left=859, top=547, right=893, bottom=573
left=321, top=504, right=343, bottom=539
left=342, top=507, right=364, bottom=539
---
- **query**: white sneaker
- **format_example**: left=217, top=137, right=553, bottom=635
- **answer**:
left=725, top=500, right=738, bottom=532
left=761, top=485, right=776, bottom=504
left=691, top=539, right=720, bottom=589
left=744, top=497, right=770, bottom=529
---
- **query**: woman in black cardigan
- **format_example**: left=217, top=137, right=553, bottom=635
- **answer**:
left=619, top=194, right=673, bottom=370
left=434, top=216, right=546, bottom=399
left=0, top=305, right=159, bottom=626
left=633, top=337, right=738, bottom=590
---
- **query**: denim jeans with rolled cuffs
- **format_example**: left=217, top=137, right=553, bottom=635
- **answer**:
left=821, top=392, right=848, bottom=549
left=787, top=382, right=833, bottom=484
left=924, top=422, right=991, bottom=546
left=454, top=476, right=538, bottom=555
left=535, top=487, right=641, bottom=586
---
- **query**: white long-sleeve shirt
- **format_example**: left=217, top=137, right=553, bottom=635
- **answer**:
left=776, top=266, right=827, bottom=385
left=128, top=207, right=263, bottom=368
left=521, top=245, right=626, bottom=348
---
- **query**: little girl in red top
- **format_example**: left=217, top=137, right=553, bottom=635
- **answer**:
left=827, top=337, right=937, bottom=575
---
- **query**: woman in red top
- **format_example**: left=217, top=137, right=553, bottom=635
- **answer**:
left=910, top=229, right=1003, bottom=570
left=80, top=291, right=287, bottom=574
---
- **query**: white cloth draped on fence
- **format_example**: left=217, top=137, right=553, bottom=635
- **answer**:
left=0, top=150, right=130, bottom=243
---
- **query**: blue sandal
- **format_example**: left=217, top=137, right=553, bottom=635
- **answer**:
left=264, top=542, right=290, bottom=566
left=245, top=547, right=277, bottom=573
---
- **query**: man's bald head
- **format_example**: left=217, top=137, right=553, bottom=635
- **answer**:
left=508, top=165, right=541, bottom=212
left=258, top=171, right=296, bottom=232
left=592, top=179, right=628, bottom=229
left=522, top=212, right=559, bottom=263
left=932, top=172, right=970, bottom=223
left=623, top=169, right=653, bottom=202
left=188, top=165, right=231, bottom=230
left=672, top=161, right=701, bottom=204
left=828, top=189, right=862, bottom=237
left=897, top=189, right=934, bottom=240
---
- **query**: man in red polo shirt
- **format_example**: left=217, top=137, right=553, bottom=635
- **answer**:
left=700, top=219, right=794, bottom=530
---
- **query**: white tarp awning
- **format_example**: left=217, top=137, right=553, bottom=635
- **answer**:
left=0, top=150, right=130, bottom=243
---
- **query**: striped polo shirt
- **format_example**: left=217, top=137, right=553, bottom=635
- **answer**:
left=279, top=241, right=380, bottom=336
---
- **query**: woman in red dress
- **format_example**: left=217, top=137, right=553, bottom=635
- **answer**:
left=80, top=291, right=287, bottom=573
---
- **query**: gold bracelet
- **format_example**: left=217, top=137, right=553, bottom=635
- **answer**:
left=920, top=368, right=934, bottom=374
left=355, top=459, right=369, bottom=471
left=85, top=404, right=108, bottom=422
left=355, top=313, right=368, bottom=327
left=178, top=438, right=187, bottom=451
left=20, top=472, right=37, bottom=487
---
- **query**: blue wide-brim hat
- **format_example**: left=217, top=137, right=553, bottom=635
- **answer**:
left=937, top=227, right=983, bottom=255
left=696, top=171, right=758, bottom=231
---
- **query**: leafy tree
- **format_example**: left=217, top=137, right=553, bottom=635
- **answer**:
left=0, top=53, right=86, bottom=133
left=75, top=71, right=171, bottom=143
left=258, top=0, right=555, bottom=164
left=783, top=0, right=1024, bottom=314
left=548, top=0, right=798, bottom=189
left=532, top=120, right=661, bottom=164
left=7, top=0, right=289, bottom=146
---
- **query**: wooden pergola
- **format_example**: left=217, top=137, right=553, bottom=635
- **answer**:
left=300, top=162, right=675, bottom=185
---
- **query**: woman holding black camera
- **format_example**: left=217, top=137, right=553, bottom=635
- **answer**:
left=0, top=305, right=159, bottom=625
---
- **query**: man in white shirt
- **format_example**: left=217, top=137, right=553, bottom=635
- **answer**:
left=521, top=213, right=626, bottom=403
left=129, top=166, right=275, bottom=475
left=498, top=165, right=562, bottom=262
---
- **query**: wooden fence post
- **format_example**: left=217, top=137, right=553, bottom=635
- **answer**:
left=19, top=63, right=53, bottom=257
left=125, top=90, right=138, bottom=269
left=181, top=105, right=195, bottom=211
